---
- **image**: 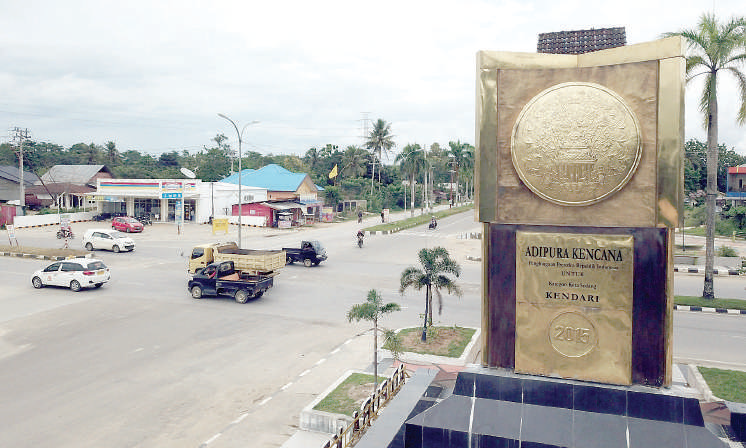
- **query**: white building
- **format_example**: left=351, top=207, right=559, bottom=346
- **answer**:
left=88, top=179, right=268, bottom=225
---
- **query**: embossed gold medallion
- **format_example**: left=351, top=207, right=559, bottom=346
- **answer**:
left=514, top=231, right=634, bottom=385
left=511, top=82, right=642, bottom=206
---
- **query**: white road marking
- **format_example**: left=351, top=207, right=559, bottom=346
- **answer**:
left=259, top=397, right=272, bottom=406
left=203, top=433, right=221, bottom=444
left=330, top=348, right=341, bottom=355
left=315, top=358, right=326, bottom=366
left=281, top=382, right=293, bottom=390
left=344, top=339, right=353, bottom=345
left=232, top=413, right=248, bottom=424
left=299, top=369, right=311, bottom=377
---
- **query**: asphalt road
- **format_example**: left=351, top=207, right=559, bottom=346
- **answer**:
left=0, top=212, right=744, bottom=447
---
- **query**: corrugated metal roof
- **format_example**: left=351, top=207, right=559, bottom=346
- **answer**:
left=0, top=165, right=40, bottom=185
left=41, top=165, right=109, bottom=185
left=221, top=164, right=310, bottom=192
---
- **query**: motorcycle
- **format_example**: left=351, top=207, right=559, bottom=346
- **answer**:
left=357, top=233, right=364, bottom=248
left=136, top=214, right=152, bottom=225
left=428, top=219, right=438, bottom=230
left=56, top=227, right=74, bottom=239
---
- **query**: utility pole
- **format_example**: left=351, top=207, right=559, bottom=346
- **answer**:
left=11, top=127, right=31, bottom=208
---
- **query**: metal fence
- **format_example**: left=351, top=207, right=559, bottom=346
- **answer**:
left=321, top=364, right=409, bottom=448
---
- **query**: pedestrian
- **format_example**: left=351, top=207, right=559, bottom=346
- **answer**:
left=358, top=210, right=363, bottom=223
left=380, top=211, right=385, bottom=223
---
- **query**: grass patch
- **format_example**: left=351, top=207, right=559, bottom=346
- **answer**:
left=0, top=245, right=88, bottom=257
left=365, top=204, right=473, bottom=233
left=386, top=326, right=476, bottom=358
left=675, top=295, right=746, bottom=310
left=698, top=367, right=746, bottom=403
left=313, top=373, right=376, bottom=416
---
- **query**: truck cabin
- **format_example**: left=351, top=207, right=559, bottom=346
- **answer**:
left=199, top=261, right=239, bottom=279
left=302, top=240, right=325, bottom=255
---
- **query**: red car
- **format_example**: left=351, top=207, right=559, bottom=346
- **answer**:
left=111, top=216, right=144, bottom=233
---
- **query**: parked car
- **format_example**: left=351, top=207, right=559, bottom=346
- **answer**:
left=112, top=216, right=144, bottom=233
left=82, top=229, right=135, bottom=253
left=31, top=258, right=111, bottom=291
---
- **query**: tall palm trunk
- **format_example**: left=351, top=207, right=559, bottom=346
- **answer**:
left=703, top=85, right=718, bottom=299
left=421, top=286, right=430, bottom=342
left=410, top=173, right=415, bottom=217
left=373, top=317, right=379, bottom=389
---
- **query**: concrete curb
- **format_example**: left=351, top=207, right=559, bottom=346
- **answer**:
left=0, top=251, right=67, bottom=261
left=380, top=327, right=482, bottom=367
left=684, top=364, right=720, bottom=402
left=674, top=266, right=741, bottom=276
left=674, top=304, right=746, bottom=315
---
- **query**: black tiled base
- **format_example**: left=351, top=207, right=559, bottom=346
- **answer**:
left=403, top=368, right=727, bottom=448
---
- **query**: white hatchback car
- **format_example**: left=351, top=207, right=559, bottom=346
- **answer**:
left=32, top=258, right=111, bottom=291
left=82, top=228, right=135, bottom=253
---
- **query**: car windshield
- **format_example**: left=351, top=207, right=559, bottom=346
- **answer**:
left=87, top=261, right=107, bottom=270
left=111, top=231, right=127, bottom=238
left=125, top=218, right=139, bottom=223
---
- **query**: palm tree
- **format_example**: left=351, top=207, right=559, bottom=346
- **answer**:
left=347, top=289, right=401, bottom=388
left=399, top=247, right=462, bottom=342
left=395, top=144, right=426, bottom=216
left=666, top=14, right=746, bottom=299
left=341, top=145, right=369, bottom=178
left=447, top=141, right=465, bottom=205
left=365, top=119, right=395, bottom=192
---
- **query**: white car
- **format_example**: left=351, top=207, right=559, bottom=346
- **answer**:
left=82, top=229, right=135, bottom=253
left=32, top=258, right=111, bottom=291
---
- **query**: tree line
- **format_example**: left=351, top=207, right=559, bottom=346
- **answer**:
left=0, top=118, right=475, bottom=213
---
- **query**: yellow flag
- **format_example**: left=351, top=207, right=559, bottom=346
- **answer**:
left=328, top=164, right=338, bottom=179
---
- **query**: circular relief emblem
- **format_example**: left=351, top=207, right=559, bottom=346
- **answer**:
left=511, top=82, right=642, bottom=206
left=548, top=311, right=597, bottom=358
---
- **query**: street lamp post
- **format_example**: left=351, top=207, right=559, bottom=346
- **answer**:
left=218, top=114, right=259, bottom=250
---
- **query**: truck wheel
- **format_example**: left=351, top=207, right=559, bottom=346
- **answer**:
left=235, top=290, right=249, bottom=304
left=286, top=256, right=294, bottom=265
left=190, top=285, right=203, bottom=299
left=303, top=258, right=313, bottom=267
left=252, top=291, right=264, bottom=299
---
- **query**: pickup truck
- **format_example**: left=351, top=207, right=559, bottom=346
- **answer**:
left=283, top=240, right=327, bottom=267
left=188, top=261, right=273, bottom=303
left=189, top=242, right=286, bottom=275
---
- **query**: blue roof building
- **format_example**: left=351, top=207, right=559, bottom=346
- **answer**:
left=222, top=164, right=320, bottom=202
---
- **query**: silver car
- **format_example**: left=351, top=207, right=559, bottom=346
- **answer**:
left=82, top=228, right=135, bottom=253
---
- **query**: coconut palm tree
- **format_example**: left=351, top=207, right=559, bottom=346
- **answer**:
left=395, top=143, right=426, bottom=216
left=399, top=247, right=462, bottom=342
left=365, top=119, right=395, bottom=192
left=347, top=289, right=401, bottom=388
left=341, top=145, right=369, bottom=178
left=447, top=141, right=472, bottom=205
left=665, top=14, right=746, bottom=299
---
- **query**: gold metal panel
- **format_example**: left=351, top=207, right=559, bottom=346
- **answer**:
left=495, top=63, right=658, bottom=227
left=476, top=37, right=685, bottom=228
left=510, top=82, right=642, bottom=206
left=515, top=303, right=632, bottom=384
left=658, top=55, right=686, bottom=228
left=514, top=231, right=634, bottom=385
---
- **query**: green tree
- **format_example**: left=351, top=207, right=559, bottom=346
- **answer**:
left=347, top=289, right=401, bottom=388
left=365, top=119, right=395, bottom=191
left=447, top=141, right=473, bottom=205
left=324, top=185, right=341, bottom=209
left=399, top=247, right=462, bottom=342
left=666, top=14, right=746, bottom=299
left=341, top=145, right=369, bottom=178
left=395, top=143, right=425, bottom=216
left=105, top=141, right=120, bottom=166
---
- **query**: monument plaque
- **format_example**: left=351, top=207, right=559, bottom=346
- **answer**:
left=514, top=231, right=634, bottom=385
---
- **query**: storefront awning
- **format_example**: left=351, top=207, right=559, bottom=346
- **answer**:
left=262, top=201, right=304, bottom=210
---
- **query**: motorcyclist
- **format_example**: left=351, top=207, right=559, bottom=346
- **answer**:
left=429, top=217, right=437, bottom=229
left=357, top=229, right=365, bottom=247
left=358, top=211, right=363, bottom=223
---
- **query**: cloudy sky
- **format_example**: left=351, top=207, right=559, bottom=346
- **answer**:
left=1, top=0, right=744, bottom=159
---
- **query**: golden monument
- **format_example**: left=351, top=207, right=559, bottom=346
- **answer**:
left=476, top=37, right=685, bottom=386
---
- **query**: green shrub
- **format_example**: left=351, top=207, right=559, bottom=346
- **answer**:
left=717, top=246, right=738, bottom=257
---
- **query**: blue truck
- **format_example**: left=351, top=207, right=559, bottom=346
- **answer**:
left=188, top=261, right=273, bottom=303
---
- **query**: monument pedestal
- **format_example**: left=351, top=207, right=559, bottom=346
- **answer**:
left=404, top=367, right=726, bottom=448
